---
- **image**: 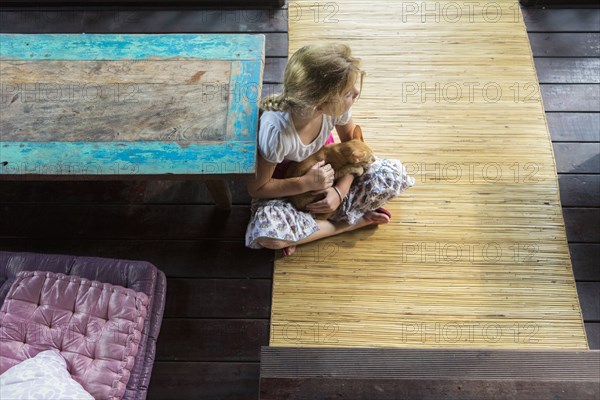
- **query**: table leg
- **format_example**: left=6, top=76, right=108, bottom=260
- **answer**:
left=205, top=180, right=232, bottom=210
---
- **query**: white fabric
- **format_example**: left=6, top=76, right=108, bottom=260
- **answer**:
left=258, top=108, right=352, bottom=163
left=0, top=350, right=94, bottom=400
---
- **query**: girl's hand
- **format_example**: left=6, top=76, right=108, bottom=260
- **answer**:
left=305, top=187, right=341, bottom=214
left=303, top=160, right=335, bottom=191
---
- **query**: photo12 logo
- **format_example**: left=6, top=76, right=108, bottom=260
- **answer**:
left=0, top=320, right=133, bottom=345
left=1, top=83, right=139, bottom=104
left=197, top=2, right=340, bottom=24
left=200, top=82, right=261, bottom=104
left=285, top=242, right=340, bottom=263
left=399, top=242, right=541, bottom=264
left=405, top=162, right=541, bottom=184
left=400, top=82, right=540, bottom=104
left=274, top=321, right=340, bottom=345
left=399, top=2, right=526, bottom=24
left=399, top=321, right=539, bottom=344
left=0, top=161, right=139, bottom=176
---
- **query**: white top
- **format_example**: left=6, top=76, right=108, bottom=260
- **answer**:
left=258, top=109, right=352, bottom=164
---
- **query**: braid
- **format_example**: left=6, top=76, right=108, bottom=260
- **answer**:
left=260, top=94, right=290, bottom=112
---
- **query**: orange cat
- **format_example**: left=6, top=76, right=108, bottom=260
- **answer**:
left=285, top=126, right=375, bottom=220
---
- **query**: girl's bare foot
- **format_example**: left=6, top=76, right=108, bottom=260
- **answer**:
left=280, top=208, right=391, bottom=257
left=363, top=208, right=391, bottom=224
left=282, top=245, right=297, bottom=257
left=343, top=208, right=391, bottom=233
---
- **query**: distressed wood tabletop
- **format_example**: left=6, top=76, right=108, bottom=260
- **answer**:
left=0, top=34, right=264, bottom=186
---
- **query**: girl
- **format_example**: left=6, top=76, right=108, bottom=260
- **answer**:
left=246, top=43, right=414, bottom=256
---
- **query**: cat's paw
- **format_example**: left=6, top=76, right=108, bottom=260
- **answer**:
left=315, top=211, right=335, bottom=220
left=336, top=166, right=364, bottom=178
left=349, top=166, right=364, bottom=176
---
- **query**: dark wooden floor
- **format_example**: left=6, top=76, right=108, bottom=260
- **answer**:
left=522, top=7, right=600, bottom=350
left=0, top=3, right=598, bottom=399
left=0, top=5, right=286, bottom=399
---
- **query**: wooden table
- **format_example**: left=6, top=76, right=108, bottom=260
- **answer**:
left=0, top=33, right=265, bottom=209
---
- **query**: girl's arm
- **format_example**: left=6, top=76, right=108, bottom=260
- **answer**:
left=248, top=153, right=334, bottom=199
left=302, top=118, right=359, bottom=214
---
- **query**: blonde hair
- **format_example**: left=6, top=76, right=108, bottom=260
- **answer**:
left=261, top=43, right=365, bottom=116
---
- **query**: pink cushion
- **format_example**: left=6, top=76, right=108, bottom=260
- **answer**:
left=0, top=271, right=149, bottom=400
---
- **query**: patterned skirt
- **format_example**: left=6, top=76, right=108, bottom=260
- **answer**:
left=245, top=157, right=415, bottom=249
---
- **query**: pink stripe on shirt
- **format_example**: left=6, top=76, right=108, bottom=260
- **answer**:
left=272, top=133, right=335, bottom=179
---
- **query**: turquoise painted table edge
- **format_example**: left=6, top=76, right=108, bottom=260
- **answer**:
left=0, top=33, right=265, bottom=209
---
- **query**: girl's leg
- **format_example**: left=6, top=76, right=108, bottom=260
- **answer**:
left=246, top=198, right=320, bottom=250
left=332, top=157, right=415, bottom=225
left=257, top=210, right=389, bottom=256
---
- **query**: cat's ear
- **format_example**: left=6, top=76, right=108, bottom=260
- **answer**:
left=352, top=150, right=366, bottom=163
left=353, top=125, right=364, bottom=142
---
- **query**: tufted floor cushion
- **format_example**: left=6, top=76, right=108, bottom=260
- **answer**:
left=0, top=271, right=149, bottom=399
left=0, top=251, right=166, bottom=400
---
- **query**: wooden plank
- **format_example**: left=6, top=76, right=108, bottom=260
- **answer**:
left=262, top=378, right=600, bottom=400
left=578, top=282, right=600, bottom=321
left=3, top=0, right=284, bottom=5
left=0, top=204, right=251, bottom=239
left=260, top=347, right=600, bottom=400
left=205, top=180, right=232, bottom=210
left=564, top=208, right=600, bottom=243
left=264, top=57, right=286, bottom=83
left=181, top=7, right=291, bottom=30
left=0, top=9, right=288, bottom=35
left=0, top=33, right=265, bottom=60
left=541, top=84, right=600, bottom=112
left=261, top=378, right=600, bottom=400
left=534, top=58, right=600, bottom=83
left=1, top=62, right=231, bottom=142
left=156, top=319, right=269, bottom=361
left=144, top=179, right=251, bottom=204
left=1, top=59, right=231, bottom=85
left=0, top=180, right=147, bottom=203
left=553, top=143, right=600, bottom=173
left=227, top=59, right=263, bottom=143
left=262, top=83, right=282, bottom=99
left=0, top=179, right=251, bottom=204
left=586, top=323, right=600, bottom=350
left=1, top=181, right=249, bottom=208
left=570, top=244, right=600, bottom=281
left=522, top=8, right=600, bottom=32
left=0, top=239, right=274, bottom=278
left=164, top=278, right=271, bottom=318
left=149, top=362, right=259, bottom=400
left=529, top=33, right=600, bottom=57
left=558, top=175, right=600, bottom=207
left=265, top=34, right=288, bottom=58
left=0, top=141, right=256, bottom=177
left=261, top=348, right=600, bottom=379
left=521, top=0, right=600, bottom=6
left=546, top=113, right=600, bottom=142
